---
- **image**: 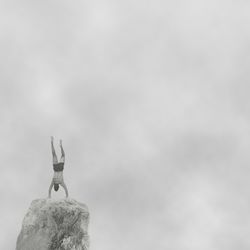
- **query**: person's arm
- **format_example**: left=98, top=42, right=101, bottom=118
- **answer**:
left=61, top=181, right=69, bottom=198
left=48, top=180, right=54, bottom=198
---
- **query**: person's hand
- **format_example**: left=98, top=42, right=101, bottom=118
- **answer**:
left=51, top=136, right=54, bottom=142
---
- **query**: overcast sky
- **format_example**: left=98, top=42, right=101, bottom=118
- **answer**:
left=1, top=0, right=250, bottom=249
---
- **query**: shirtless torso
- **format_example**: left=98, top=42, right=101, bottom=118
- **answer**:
left=53, top=170, right=64, bottom=184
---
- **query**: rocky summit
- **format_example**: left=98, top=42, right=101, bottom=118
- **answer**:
left=16, top=198, right=89, bottom=250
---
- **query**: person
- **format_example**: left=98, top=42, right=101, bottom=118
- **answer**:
left=48, top=136, right=69, bottom=198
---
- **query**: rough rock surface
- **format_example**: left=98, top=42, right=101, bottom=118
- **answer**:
left=16, top=199, right=89, bottom=250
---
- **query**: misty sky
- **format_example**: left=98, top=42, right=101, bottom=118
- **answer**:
left=1, top=0, right=250, bottom=249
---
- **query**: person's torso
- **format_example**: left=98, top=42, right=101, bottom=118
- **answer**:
left=53, top=171, right=64, bottom=184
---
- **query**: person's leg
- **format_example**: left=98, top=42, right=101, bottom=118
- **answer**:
left=59, top=139, right=65, bottom=163
left=48, top=180, right=54, bottom=198
left=60, top=181, right=69, bottom=198
left=51, top=136, right=58, bottom=164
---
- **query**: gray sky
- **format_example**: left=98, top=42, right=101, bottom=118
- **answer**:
left=1, top=0, right=250, bottom=249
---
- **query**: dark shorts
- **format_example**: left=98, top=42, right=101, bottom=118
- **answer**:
left=53, top=162, right=64, bottom=172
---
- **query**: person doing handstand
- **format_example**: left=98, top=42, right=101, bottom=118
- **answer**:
left=48, top=136, right=69, bottom=198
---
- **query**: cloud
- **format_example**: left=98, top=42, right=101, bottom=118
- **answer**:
left=1, top=0, right=250, bottom=249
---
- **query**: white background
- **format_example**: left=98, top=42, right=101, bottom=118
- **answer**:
left=0, top=0, right=250, bottom=249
